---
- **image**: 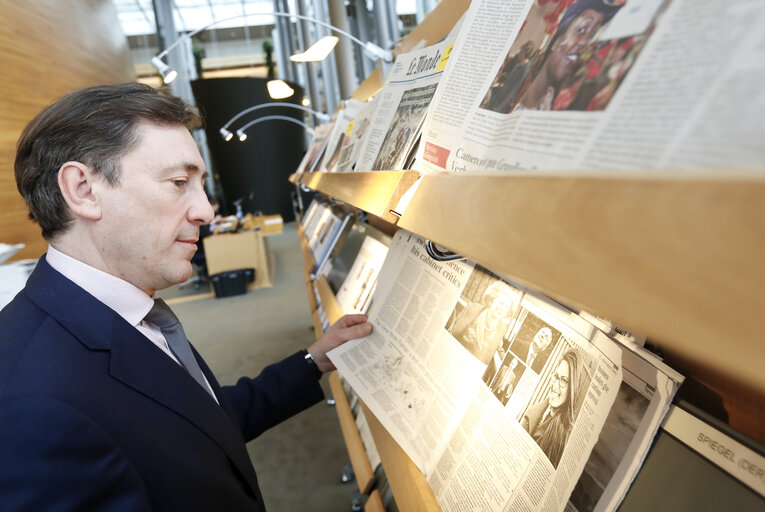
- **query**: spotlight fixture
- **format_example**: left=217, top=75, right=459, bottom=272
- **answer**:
left=219, top=127, right=234, bottom=141
left=151, top=56, right=178, bottom=84
left=234, top=115, right=315, bottom=142
left=220, top=102, right=329, bottom=141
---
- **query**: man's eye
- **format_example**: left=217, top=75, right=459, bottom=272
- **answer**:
left=172, top=179, right=187, bottom=187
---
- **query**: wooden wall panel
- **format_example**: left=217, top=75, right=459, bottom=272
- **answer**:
left=0, top=0, right=135, bottom=261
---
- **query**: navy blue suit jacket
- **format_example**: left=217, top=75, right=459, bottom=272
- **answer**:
left=0, top=256, right=324, bottom=510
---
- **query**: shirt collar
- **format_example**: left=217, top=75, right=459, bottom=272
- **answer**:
left=46, top=244, right=155, bottom=327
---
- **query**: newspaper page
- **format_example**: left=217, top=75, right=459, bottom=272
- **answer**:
left=300, top=198, right=322, bottom=229
left=429, top=295, right=621, bottom=512
left=354, top=32, right=458, bottom=172
left=335, top=235, right=390, bottom=315
left=329, top=231, right=623, bottom=511
left=309, top=212, right=350, bottom=272
left=294, top=122, right=333, bottom=175
left=566, top=343, right=682, bottom=512
left=329, top=98, right=378, bottom=173
left=416, top=0, right=765, bottom=174
left=317, top=99, right=370, bottom=173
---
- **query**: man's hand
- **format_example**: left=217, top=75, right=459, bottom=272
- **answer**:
left=307, top=314, right=372, bottom=373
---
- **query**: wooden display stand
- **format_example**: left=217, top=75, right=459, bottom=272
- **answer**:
left=295, top=0, right=764, bottom=509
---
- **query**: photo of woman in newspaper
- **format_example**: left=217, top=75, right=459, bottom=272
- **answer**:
left=521, top=348, right=592, bottom=468
left=480, top=0, right=669, bottom=114
left=446, top=275, right=522, bottom=365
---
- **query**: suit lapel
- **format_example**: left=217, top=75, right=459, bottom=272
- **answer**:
left=25, top=257, right=261, bottom=497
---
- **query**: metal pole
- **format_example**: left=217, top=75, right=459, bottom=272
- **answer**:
left=328, top=0, right=358, bottom=99
left=295, top=0, right=322, bottom=111
left=351, top=0, right=375, bottom=78
left=152, top=0, right=215, bottom=195
left=313, top=0, right=340, bottom=111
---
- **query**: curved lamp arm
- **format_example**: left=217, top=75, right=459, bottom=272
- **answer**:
left=235, top=115, right=315, bottom=142
left=220, top=102, right=329, bottom=140
left=152, top=10, right=393, bottom=82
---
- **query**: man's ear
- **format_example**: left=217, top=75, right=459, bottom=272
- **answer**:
left=58, top=161, right=102, bottom=221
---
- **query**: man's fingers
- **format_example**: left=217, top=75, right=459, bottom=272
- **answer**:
left=339, top=321, right=372, bottom=341
left=336, top=314, right=368, bottom=329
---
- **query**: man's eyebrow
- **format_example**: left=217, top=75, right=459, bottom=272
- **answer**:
left=186, top=164, right=210, bottom=181
left=164, top=163, right=208, bottom=180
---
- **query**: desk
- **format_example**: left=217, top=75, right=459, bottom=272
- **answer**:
left=203, top=230, right=274, bottom=290
left=240, top=214, right=284, bottom=235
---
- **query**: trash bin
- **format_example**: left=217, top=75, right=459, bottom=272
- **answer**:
left=210, top=268, right=255, bottom=298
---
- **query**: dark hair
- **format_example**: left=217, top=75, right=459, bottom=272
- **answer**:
left=15, top=82, right=201, bottom=240
left=536, top=349, right=581, bottom=466
left=545, top=0, right=624, bottom=67
left=558, top=0, right=623, bottom=34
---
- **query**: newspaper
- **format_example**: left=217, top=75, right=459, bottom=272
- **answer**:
left=335, top=235, right=390, bottom=315
left=317, top=99, right=370, bottom=173
left=327, top=98, right=378, bottom=173
left=303, top=204, right=348, bottom=271
left=354, top=32, right=458, bottom=172
left=566, top=342, right=682, bottom=511
left=329, top=231, right=623, bottom=511
left=294, top=122, right=333, bottom=175
left=416, top=0, right=765, bottom=174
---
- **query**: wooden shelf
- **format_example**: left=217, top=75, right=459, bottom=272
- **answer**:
left=329, top=372, right=376, bottom=494
left=364, top=490, right=385, bottom=512
left=315, top=275, right=344, bottom=324
left=398, top=172, right=765, bottom=440
left=295, top=171, right=420, bottom=223
left=296, top=221, right=316, bottom=275
left=310, top=307, right=323, bottom=336
left=362, top=402, right=440, bottom=511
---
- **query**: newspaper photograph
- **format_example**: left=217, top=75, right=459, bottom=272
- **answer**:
left=416, top=0, right=765, bottom=174
left=354, top=32, right=457, bottom=172
left=329, top=231, right=623, bottom=511
left=335, top=235, right=390, bottom=315
left=316, top=98, right=370, bottom=173
left=429, top=295, right=621, bottom=512
left=333, top=99, right=378, bottom=173
left=566, top=344, right=682, bottom=512
left=294, top=122, right=333, bottom=175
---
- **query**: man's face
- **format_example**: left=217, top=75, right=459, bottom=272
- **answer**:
left=546, top=9, right=604, bottom=84
left=533, top=329, right=552, bottom=351
left=94, top=122, right=214, bottom=294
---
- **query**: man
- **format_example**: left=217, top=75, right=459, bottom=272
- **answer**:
left=0, top=82, right=371, bottom=510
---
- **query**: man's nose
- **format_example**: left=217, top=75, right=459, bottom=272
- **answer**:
left=190, top=189, right=215, bottom=225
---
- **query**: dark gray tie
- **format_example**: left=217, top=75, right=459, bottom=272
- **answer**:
left=145, top=298, right=214, bottom=399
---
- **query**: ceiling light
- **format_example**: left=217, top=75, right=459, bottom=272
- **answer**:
left=290, top=36, right=339, bottom=62
left=267, top=80, right=295, bottom=99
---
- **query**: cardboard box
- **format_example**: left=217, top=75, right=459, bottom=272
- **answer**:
left=241, top=214, right=284, bottom=235
left=203, top=231, right=274, bottom=291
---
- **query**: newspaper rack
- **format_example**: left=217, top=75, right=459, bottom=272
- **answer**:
left=291, top=171, right=420, bottom=224
left=299, top=256, right=386, bottom=510
left=397, top=171, right=765, bottom=435
left=293, top=0, right=765, bottom=508
left=299, top=170, right=765, bottom=512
